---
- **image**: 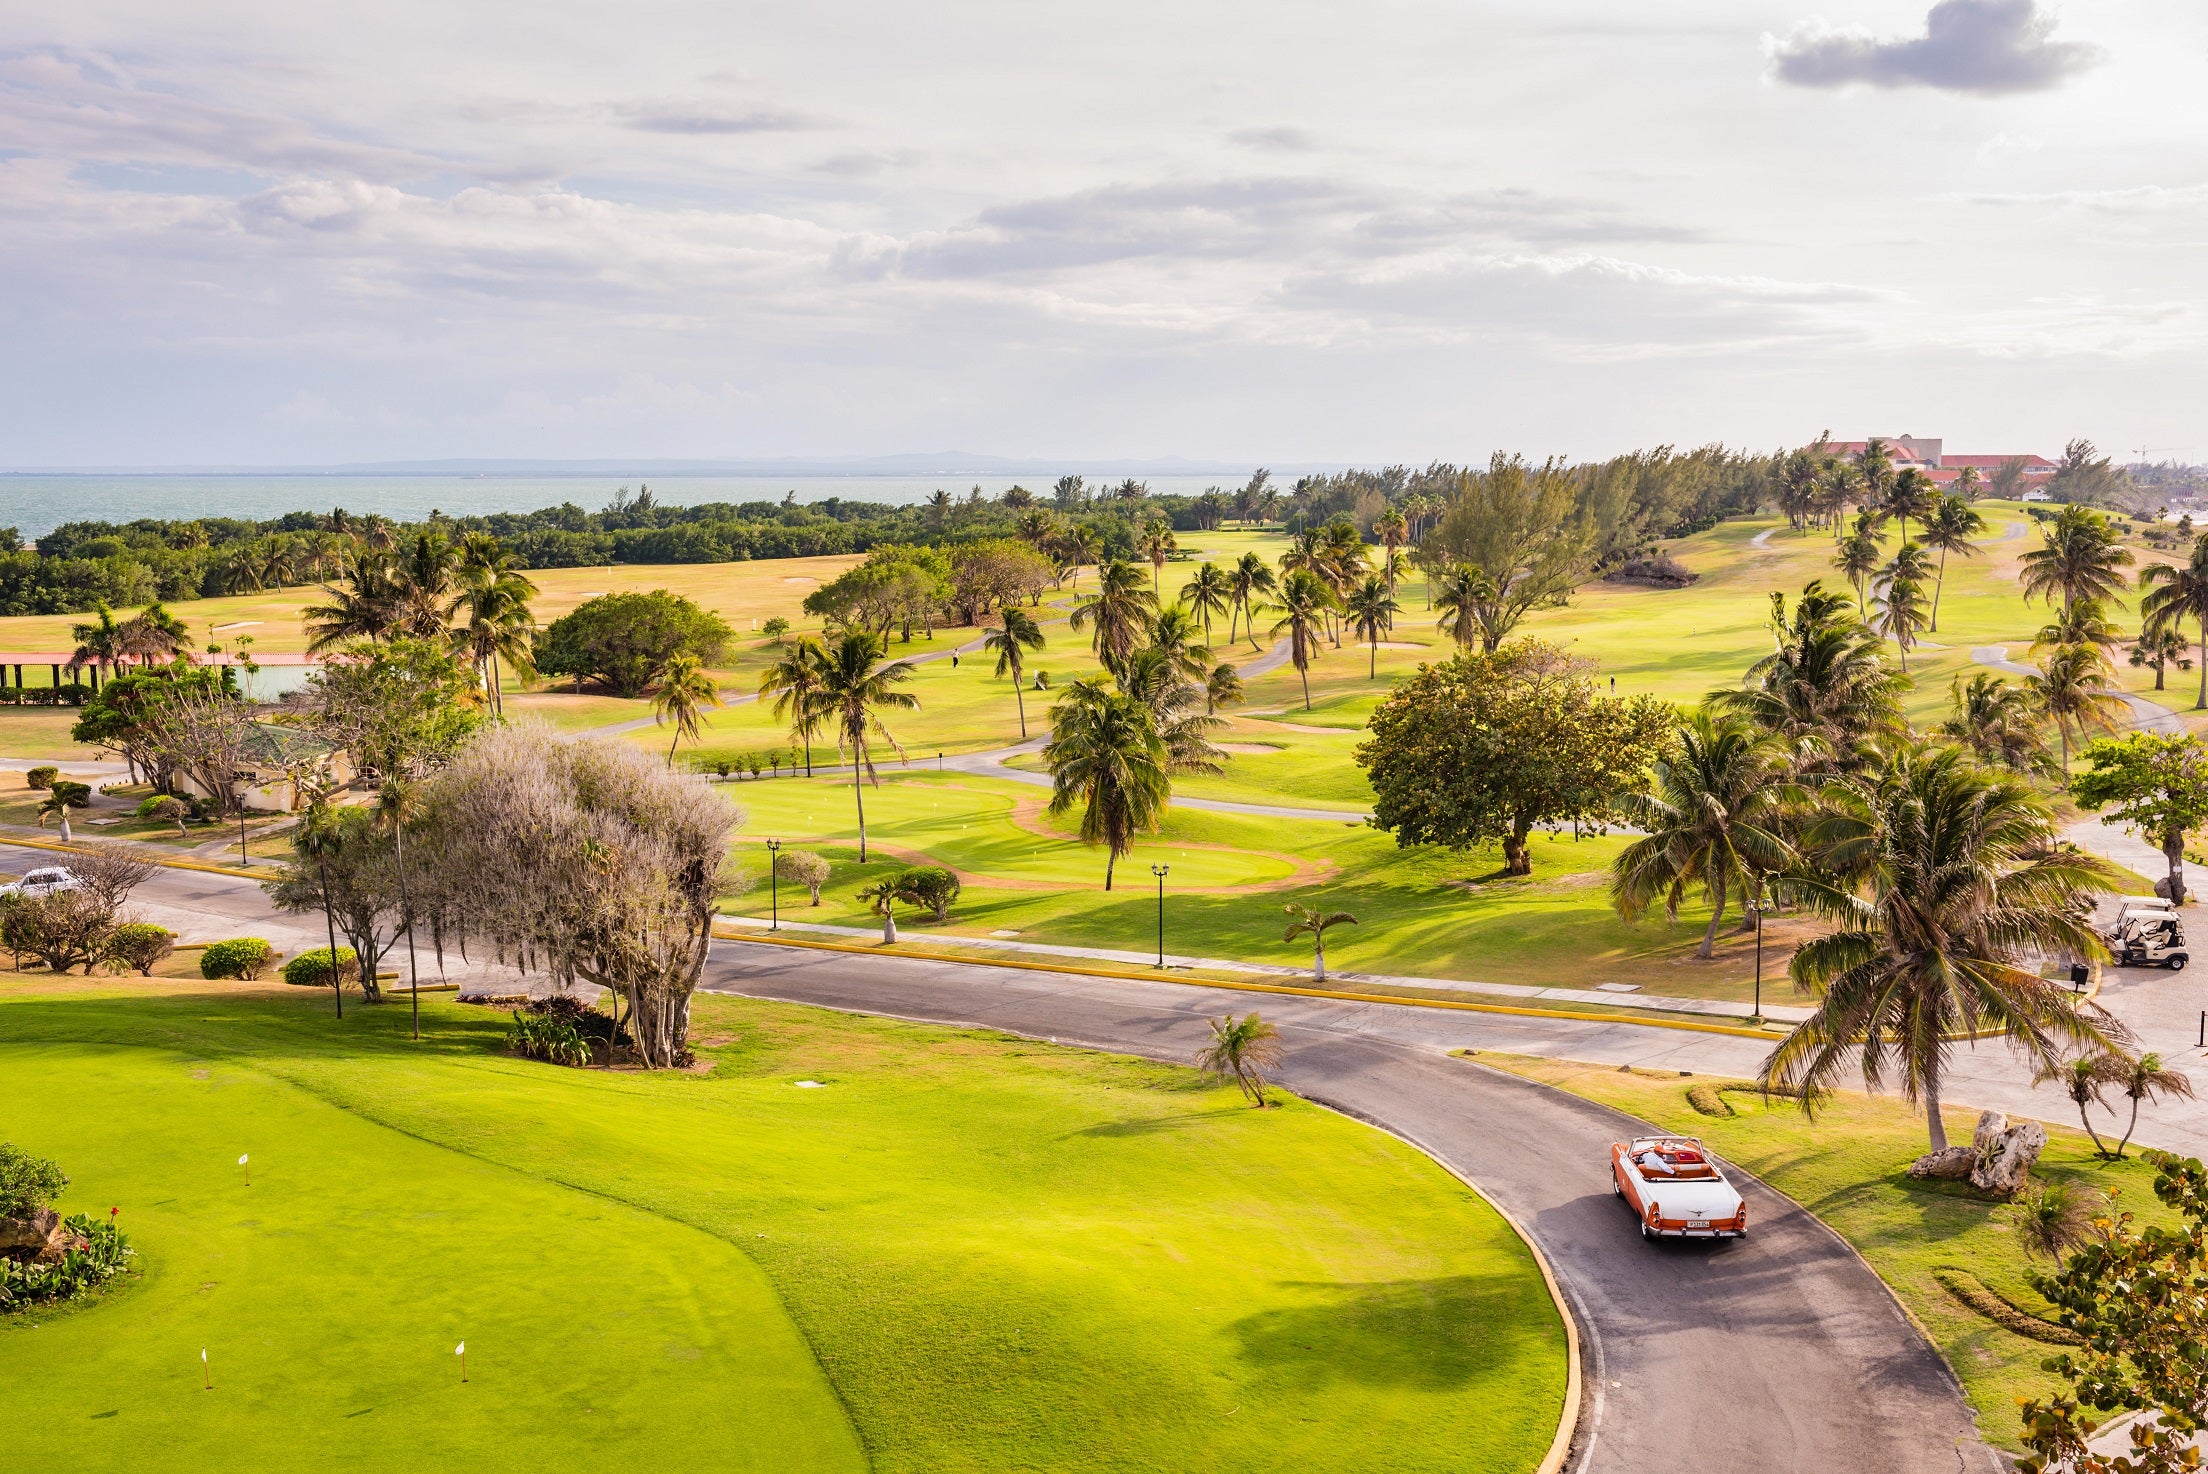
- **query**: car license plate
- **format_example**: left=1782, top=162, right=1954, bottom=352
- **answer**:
left=1686, top=1218, right=1710, bottom=1229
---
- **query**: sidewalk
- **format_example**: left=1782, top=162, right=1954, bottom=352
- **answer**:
left=717, top=913, right=1810, bottom=1023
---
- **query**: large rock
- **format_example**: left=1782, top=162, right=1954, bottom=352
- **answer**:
left=1906, top=1112, right=2047, bottom=1197
left=0, top=1207, right=60, bottom=1256
left=1907, top=1147, right=1978, bottom=1180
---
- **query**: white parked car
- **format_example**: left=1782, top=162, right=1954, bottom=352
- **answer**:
left=1611, top=1135, right=1747, bottom=1240
left=0, top=866, right=82, bottom=898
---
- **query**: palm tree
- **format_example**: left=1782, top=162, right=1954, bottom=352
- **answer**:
left=37, top=782, right=87, bottom=842
left=1204, top=661, right=1244, bottom=716
left=1283, top=903, right=1357, bottom=982
left=1060, top=524, right=1101, bottom=591
left=1343, top=574, right=1400, bottom=678
left=1375, top=509, right=1408, bottom=588
left=1042, top=678, right=1170, bottom=890
left=857, top=871, right=923, bottom=944
left=2111, top=1051, right=2194, bottom=1159
left=758, top=636, right=830, bottom=776
left=2033, top=1053, right=2122, bottom=1158
left=1227, top=552, right=1277, bottom=650
left=651, top=651, right=721, bottom=766
left=1136, top=518, right=1177, bottom=598
left=1147, top=606, right=1213, bottom=686
left=118, top=603, right=190, bottom=666
left=1433, top=563, right=1493, bottom=651
left=1880, top=467, right=1937, bottom=545
left=1937, top=672, right=2055, bottom=777
left=1070, top=559, right=1156, bottom=673
left=452, top=564, right=537, bottom=717
left=388, top=531, right=463, bottom=638
left=1179, top=563, right=1232, bottom=641
left=1834, top=515, right=1882, bottom=616
left=2031, top=596, right=2122, bottom=656
left=1920, top=494, right=1985, bottom=633
left=1952, top=464, right=1983, bottom=502
left=2021, top=502, right=2133, bottom=619
left=814, top=630, right=920, bottom=862
left=1611, top=711, right=1795, bottom=958
left=2139, top=535, right=2208, bottom=709
left=1762, top=745, right=2122, bottom=1153
left=983, top=606, right=1047, bottom=739
left=1717, top=582, right=1906, bottom=769
left=2028, top=643, right=2128, bottom=776
left=1194, top=1013, right=1283, bottom=1106
left=68, top=603, right=125, bottom=685
left=304, top=551, right=400, bottom=651
left=2129, top=624, right=2191, bottom=692
left=1269, top=570, right=1333, bottom=710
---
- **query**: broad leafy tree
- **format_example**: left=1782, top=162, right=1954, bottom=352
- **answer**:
left=1358, top=641, right=1672, bottom=876
left=1419, top=455, right=1595, bottom=651
left=535, top=590, right=733, bottom=697
left=2072, top=733, right=2208, bottom=904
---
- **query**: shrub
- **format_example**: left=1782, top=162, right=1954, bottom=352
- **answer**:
left=0, top=1142, right=67, bottom=1218
left=526, top=992, right=618, bottom=1044
left=136, top=794, right=190, bottom=834
left=775, top=849, right=832, bottom=904
left=102, top=922, right=174, bottom=977
left=200, top=937, right=274, bottom=980
left=0, top=1213, right=134, bottom=1311
left=23, top=766, right=55, bottom=791
left=281, top=945, right=359, bottom=990
left=900, top=865, right=960, bottom=922
left=508, top=1007, right=591, bottom=1067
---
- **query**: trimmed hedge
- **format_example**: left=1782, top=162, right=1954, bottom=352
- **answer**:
left=200, top=937, right=274, bottom=980
left=281, top=946, right=359, bottom=989
left=103, top=923, right=175, bottom=977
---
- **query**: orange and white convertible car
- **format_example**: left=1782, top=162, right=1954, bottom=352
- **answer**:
left=1610, top=1136, right=1747, bottom=1240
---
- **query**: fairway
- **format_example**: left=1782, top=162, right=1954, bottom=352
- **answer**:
left=0, top=981, right=1567, bottom=1474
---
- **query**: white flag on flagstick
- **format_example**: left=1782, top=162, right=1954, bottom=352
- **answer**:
left=237, top=1155, right=248, bottom=1166
left=455, top=1342, right=465, bottom=1356
left=201, top=1348, right=208, bottom=1363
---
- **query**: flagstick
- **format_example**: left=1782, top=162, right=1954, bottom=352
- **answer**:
left=202, top=1348, right=211, bottom=1391
left=456, top=1340, right=467, bottom=1383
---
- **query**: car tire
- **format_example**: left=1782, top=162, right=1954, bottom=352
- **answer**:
left=1611, top=1174, right=1622, bottom=1197
left=2171, top=955, right=2189, bottom=972
left=1639, top=1221, right=1656, bottom=1241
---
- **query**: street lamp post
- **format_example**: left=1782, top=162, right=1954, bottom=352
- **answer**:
left=1150, top=863, right=1170, bottom=968
left=1751, top=878, right=1768, bottom=1026
left=765, top=838, right=781, bottom=932
left=231, top=770, right=253, bottom=868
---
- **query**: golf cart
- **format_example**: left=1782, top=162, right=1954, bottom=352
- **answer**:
left=2106, top=899, right=2189, bottom=971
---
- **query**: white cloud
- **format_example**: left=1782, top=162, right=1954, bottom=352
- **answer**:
left=1769, top=1, right=2104, bottom=96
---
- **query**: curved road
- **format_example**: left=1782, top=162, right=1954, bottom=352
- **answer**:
left=0, top=843, right=1997, bottom=1470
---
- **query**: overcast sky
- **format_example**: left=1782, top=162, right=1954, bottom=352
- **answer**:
left=3, top=1, right=2203, bottom=468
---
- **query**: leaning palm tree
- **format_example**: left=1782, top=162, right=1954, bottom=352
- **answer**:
left=651, top=651, right=721, bottom=766
left=304, top=551, right=401, bottom=651
left=1269, top=570, right=1333, bottom=710
left=2110, top=1051, right=2194, bottom=1159
left=2139, top=534, right=2208, bottom=710
left=2020, top=502, right=2133, bottom=619
left=1937, top=672, right=2055, bottom=778
left=1070, top=559, right=1157, bottom=673
left=1762, top=744, right=2124, bottom=1153
left=983, top=606, right=1047, bottom=739
left=1920, top=494, right=1985, bottom=633
left=1343, top=574, right=1400, bottom=679
left=2033, top=1053, right=2123, bottom=1158
left=1283, top=903, right=1357, bottom=982
left=758, top=636, right=830, bottom=776
left=1871, top=551, right=1930, bottom=672
left=1195, top=1013, right=1284, bottom=1107
left=1204, top=661, right=1244, bottom=716
left=1042, top=678, right=1170, bottom=890
left=2028, top=643, right=2129, bottom=776
left=814, top=630, right=920, bottom=863
left=1179, top=563, right=1232, bottom=641
left=1226, top=551, right=1277, bottom=650
left=1611, top=710, right=1796, bottom=958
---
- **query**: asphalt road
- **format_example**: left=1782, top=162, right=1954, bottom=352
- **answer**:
left=8, top=843, right=1998, bottom=1470
left=703, top=940, right=1998, bottom=1473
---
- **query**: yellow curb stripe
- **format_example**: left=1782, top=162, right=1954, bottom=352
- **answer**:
left=713, top=928, right=1786, bottom=1039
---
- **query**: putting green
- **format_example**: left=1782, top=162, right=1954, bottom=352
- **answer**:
left=0, top=984, right=1567, bottom=1474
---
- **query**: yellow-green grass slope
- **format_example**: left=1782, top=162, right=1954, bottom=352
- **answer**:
left=1480, top=1052, right=2182, bottom=1453
left=0, top=980, right=1566, bottom=1474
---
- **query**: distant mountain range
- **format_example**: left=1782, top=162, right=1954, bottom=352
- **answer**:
left=5, top=453, right=1343, bottom=479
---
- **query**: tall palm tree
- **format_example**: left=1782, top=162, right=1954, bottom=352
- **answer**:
left=304, top=551, right=401, bottom=651
left=388, top=532, right=463, bottom=638
left=1227, top=552, right=1276, bottom=650
left=813, top=630, right=919, bottom=863
left=1871, top=564, right=1928, bottom=672
left=2021, top=502, right=2133, bottom=619
left=651, top=651, right=721, bottom=766
left=1269, top=570, right=1333, bottom=710
left=2139, top=534, right=2208, bottom=710
left=1611, top=710, right=1795, bottom=958
left=1042, top=678, right=1170, bottom=890
left=68, top=603, right=125, bottom=685
left=1433, top=563, right=1494, bottom=652
left=1194, top=1013, right=1283, bottom=1107
left=758, top=636, right=830, bottom=775
left=1283, top=903, right=1357, bottom=983
left=1147, top=606, right=1213, bottom=685
left=1937, top=672, right=2055, bottom=777
left=2028, top=643, right=2129, bottom=776
left=1179, top=563, right=1232, bottom=641
left=452, top=564, right=537, bottom=717
left=1343, top=574, right=1400, bottom=678
left=1920, top=494, right=1985, bottom=632
left=1835, top=515, right=1882, bottom=617
left=2111, top=1052, right=2194, bottom=1158
left=1136, top=518, right=1177, bottom=598
left=1762, top=744, right=2123, bottom=1153
left=1060, top=524, right=1101, bottom=591
left=1070, top=559, right=1156, bottom=672
left=118, top=602, right=190, bottom=666
left=1375, top=509, right=1408, bottom=588
left=983, top=606, right=1047, bottom=739
left=1879, top=466, right=1937, bottom=546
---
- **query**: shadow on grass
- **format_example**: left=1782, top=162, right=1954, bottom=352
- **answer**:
left=1230, top=1275, right=1548, bottom=1390
left=1066, top=1108, right=1244, bottom=1139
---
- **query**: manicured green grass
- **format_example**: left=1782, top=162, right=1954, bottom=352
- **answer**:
left=0, top=708, right=103, bottom=759
left=0, top=981, right=1567, bottom=1473
left=1480, top=1053, right=2182, bottom=1453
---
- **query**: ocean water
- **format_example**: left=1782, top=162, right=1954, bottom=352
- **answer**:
left=0, top=474, right=1240, bottom=540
